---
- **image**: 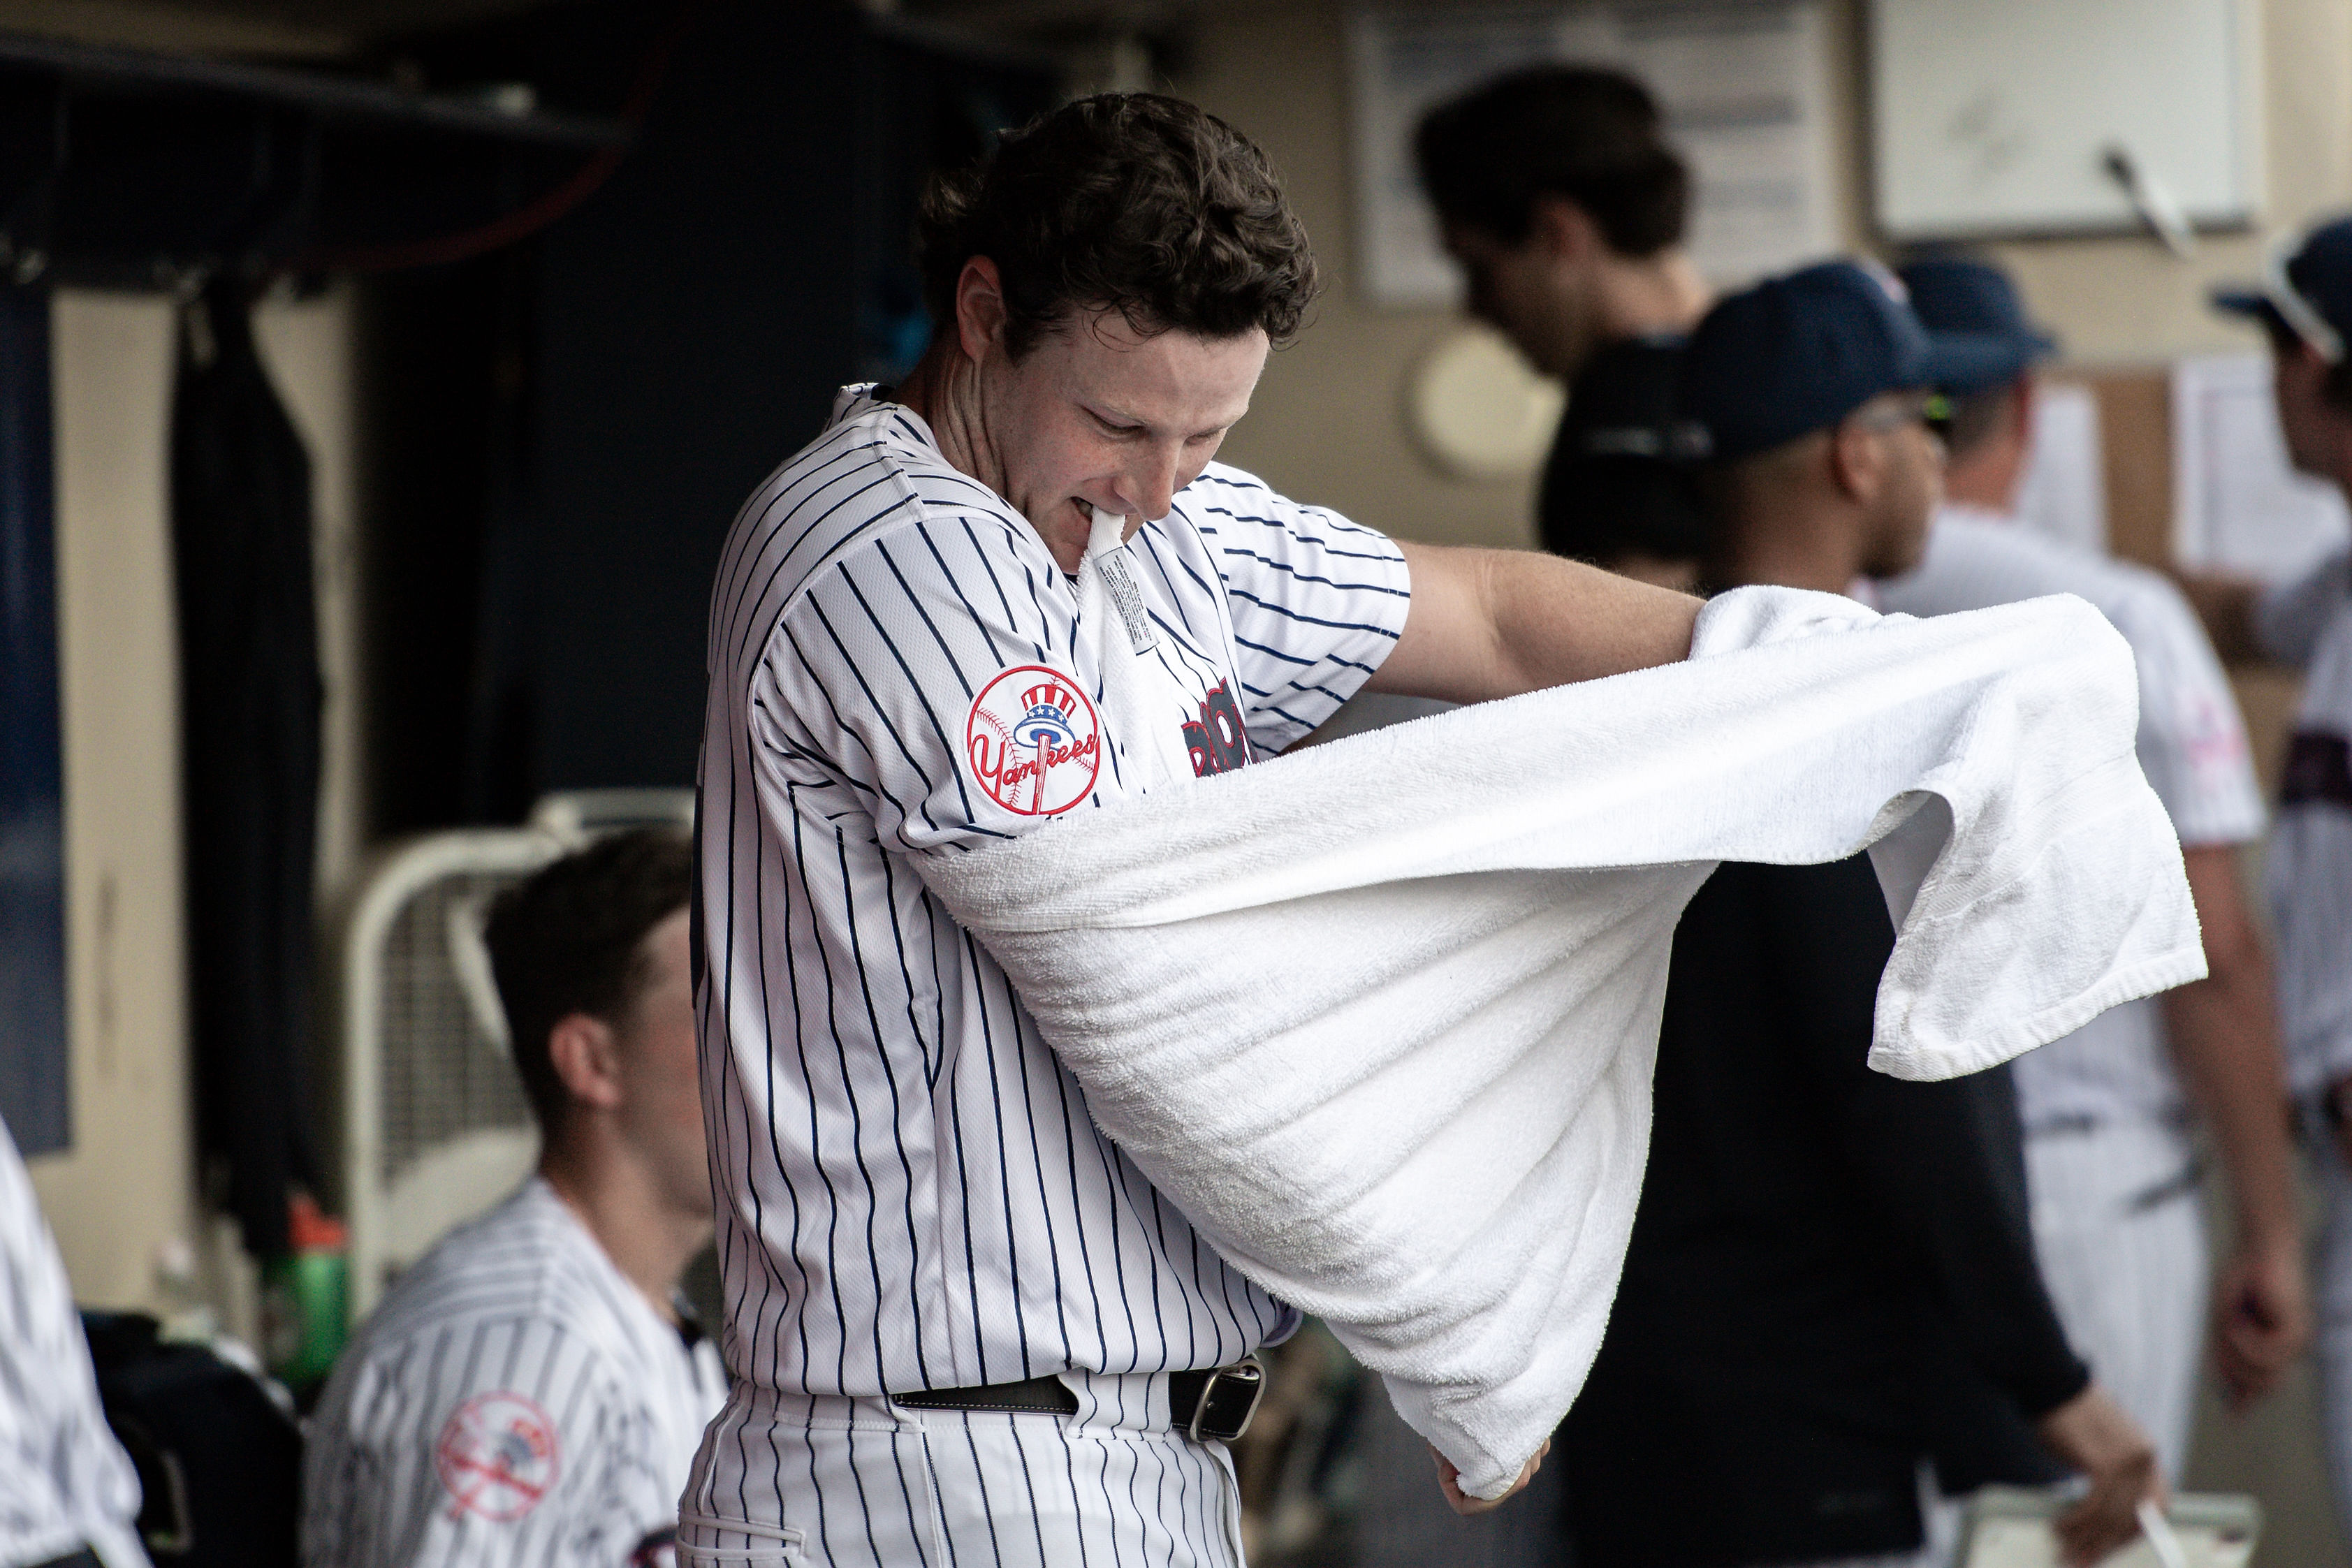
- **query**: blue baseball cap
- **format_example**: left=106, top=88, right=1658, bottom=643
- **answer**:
left=2214, top=216, right=2352, bottom=362
left=1681, top=259, right=2019, bottom=462
left=1897, top=256, right=2058, bottom=393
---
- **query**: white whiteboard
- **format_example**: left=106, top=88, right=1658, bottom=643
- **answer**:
left=1868, top=0, right=2259, bottom=242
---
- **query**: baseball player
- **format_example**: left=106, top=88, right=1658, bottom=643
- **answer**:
left=2198, top=214, right=2352, bottom=1540
left=1872, top=256, right=2307, bottom=1481
left=0, top=1113, right=150, bottom=1568
left=685, top=92, right=1704, bottom=1567
left=303, top=828, right=724, bottom=1568
left=1414, top=64, right=1711, bottom=585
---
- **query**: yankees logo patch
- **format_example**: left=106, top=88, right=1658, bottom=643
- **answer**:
left=966, top=665, right=1102, bottom=816
left=436, top=1390, right=560, bottom=1521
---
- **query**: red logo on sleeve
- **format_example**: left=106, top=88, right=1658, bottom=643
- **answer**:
left=436, top=1391, right=561, bottom=1521
left=966, top=664, right=1102, bottom=816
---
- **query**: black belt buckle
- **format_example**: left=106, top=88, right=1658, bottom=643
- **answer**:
left=1181, top=1356, right=1266, bottom=1443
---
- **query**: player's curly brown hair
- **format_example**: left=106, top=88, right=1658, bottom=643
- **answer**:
left=916, top=92, right=1320, bottom=358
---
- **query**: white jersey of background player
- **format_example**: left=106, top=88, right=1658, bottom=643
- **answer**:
left=2201, top=214, right=2352, bottom=1546
left=305, top=830, right=722, bottom=1568
left=1873, top=256, right=2306, bottom=1481
left=0, top=1113, right=150, bottom=1568
left=685, top=93, right=1704, bottom=1567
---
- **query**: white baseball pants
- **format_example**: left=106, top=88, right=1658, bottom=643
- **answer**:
left=678, top=1375, right=1244, bottom=1567
left=2023, top=1116, right=2207, bottom=1483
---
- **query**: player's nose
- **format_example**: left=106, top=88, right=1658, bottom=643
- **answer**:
left=1116, top=448, right=1183, bottom=523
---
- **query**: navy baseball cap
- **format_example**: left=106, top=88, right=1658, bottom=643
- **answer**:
left=2214, top=216, right=2352, bottom=362
left=1897, top=256, right=2058, bottom=393
left=1681, top=259, right=2018, bottom=462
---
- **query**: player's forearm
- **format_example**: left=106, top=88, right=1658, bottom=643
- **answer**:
left=1372, top=540, right=1700, bottom=703
left=2168, top=981, right=2298, bottom=1244
left=2161, top=855, right=2297, bottom=1245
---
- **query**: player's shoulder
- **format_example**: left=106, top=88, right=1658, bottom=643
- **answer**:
left=339, top=1182, right=635, bottom=1371
left=1178, top=460, right=1306, bottom=529
left=719, top=387, right=1042, bottom=657
left=1176, top=461, right=1398, bottom=560
left=1906, top=515, right=2197, bottom=638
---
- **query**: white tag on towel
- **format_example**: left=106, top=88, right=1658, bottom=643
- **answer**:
left=1083, top=508, right=1197, bottom=790
left=1095, top=534, right=1157, bottom=654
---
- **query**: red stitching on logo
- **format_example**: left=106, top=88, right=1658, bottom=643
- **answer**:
left=965, top=664, right=1103, bottom=816
left=434, top=1391, right=561, bottom=1522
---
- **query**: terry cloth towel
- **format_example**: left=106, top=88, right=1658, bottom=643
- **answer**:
left=916, top=573, right=2205, bottom=1501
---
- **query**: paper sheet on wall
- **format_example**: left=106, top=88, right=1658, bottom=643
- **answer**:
left=2012, top=382, right=2107, bottom=553
left=2172, top=353, right=2351, bottom=579
left=1346, top=3, right=1836, bottom=309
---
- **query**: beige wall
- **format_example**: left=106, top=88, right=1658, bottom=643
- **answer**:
left=26, top=284, right=358, bottom=1331
left=31, top=293, right=200, bottom=1312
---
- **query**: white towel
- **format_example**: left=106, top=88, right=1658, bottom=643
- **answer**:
left=917, top=581, right=2204, bottom=1500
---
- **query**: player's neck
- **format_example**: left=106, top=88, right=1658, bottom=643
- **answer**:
left=1942, top=441, right=2023, bottom=512
left=539, top=1141, right=710, bottom=1326
left=1711, top=495, right=1865, bottom=595
left=1591, top=249, right=1711, bottom=345
left=897, top=339, right=1009, bottom=499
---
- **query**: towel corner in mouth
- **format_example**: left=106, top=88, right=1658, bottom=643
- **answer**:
left=919, top=583, right=2202, bottom=1500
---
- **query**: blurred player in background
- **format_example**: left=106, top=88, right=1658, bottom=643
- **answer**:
left=303, top=828, right=723, bottom=1568
left=1873, top=255, right=2307, bottom=1480
left=1415, top=62, right=1710, bottom=585
left=0, top=1111, right=150, bottom=1568
left=2191, top=215, right=2352, bottom=1544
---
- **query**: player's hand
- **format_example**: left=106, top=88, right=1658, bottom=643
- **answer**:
left=2212, top=1226, right=2312, bottom=1409
left=1431, top=1439, right=1548, bottom=1516
left=2036, top=1384, right=2165, bottom=1567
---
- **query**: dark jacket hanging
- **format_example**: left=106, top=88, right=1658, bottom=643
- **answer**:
left=172, top=281, right=321, bottom=1260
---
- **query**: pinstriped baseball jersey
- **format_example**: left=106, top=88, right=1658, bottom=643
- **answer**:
left=300, top=1178, right=725, bottom=1568
left=1878, top=508, right=2266, bottom=1127
left=692, top=385, right=1409, bottom=1411
left=2270, top=594, right=2352, bottom=1097
left=0, top=1115, right=149, bottom=1568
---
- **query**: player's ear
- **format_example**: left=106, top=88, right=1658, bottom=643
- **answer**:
left=1528, top=196, right=1599, bottom=265
left=546, top=1013, right=624, bottom=1113
left=1827, top=415, right=1882, bottom=504
left=955, top=256, right=1009, bottom=362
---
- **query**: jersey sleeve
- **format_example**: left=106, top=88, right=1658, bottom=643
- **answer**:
left=750, top=511, right=1125, bottom=855
left=305, top=1322, right=664, bottom=1568
left=2110, top=571, right=2266, bottom=847
left=1181, top=467, right=1412, bottom=754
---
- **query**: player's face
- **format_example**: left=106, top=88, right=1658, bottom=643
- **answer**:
left=2272, top=341, right=2341, bottom=478
left=985, top=310, right=1266, bottom=571
left=1866, top=410, right=1945, bottom=578
left=613, top=908, right=709, bottom=1221
left=1441, top=220, right=1593, bottom=381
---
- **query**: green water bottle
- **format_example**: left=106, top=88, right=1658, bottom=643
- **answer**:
left=261, top=1194, right=348, bottom=1399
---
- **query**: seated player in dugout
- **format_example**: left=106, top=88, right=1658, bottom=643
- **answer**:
left=302, top=828, right=724, bottom=1568
left=1547, top=265, right=2163, bottom=1568
left=1873, top=254, right=2304, bottom=1484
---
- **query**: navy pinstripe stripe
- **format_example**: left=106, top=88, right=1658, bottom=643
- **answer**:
left=833, top=826, right=935, bottom=1386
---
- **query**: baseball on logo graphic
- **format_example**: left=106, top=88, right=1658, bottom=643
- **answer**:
left=435, top=1390, right=560, bottom=1521
left=965, top=664, right=1102, bottom=816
